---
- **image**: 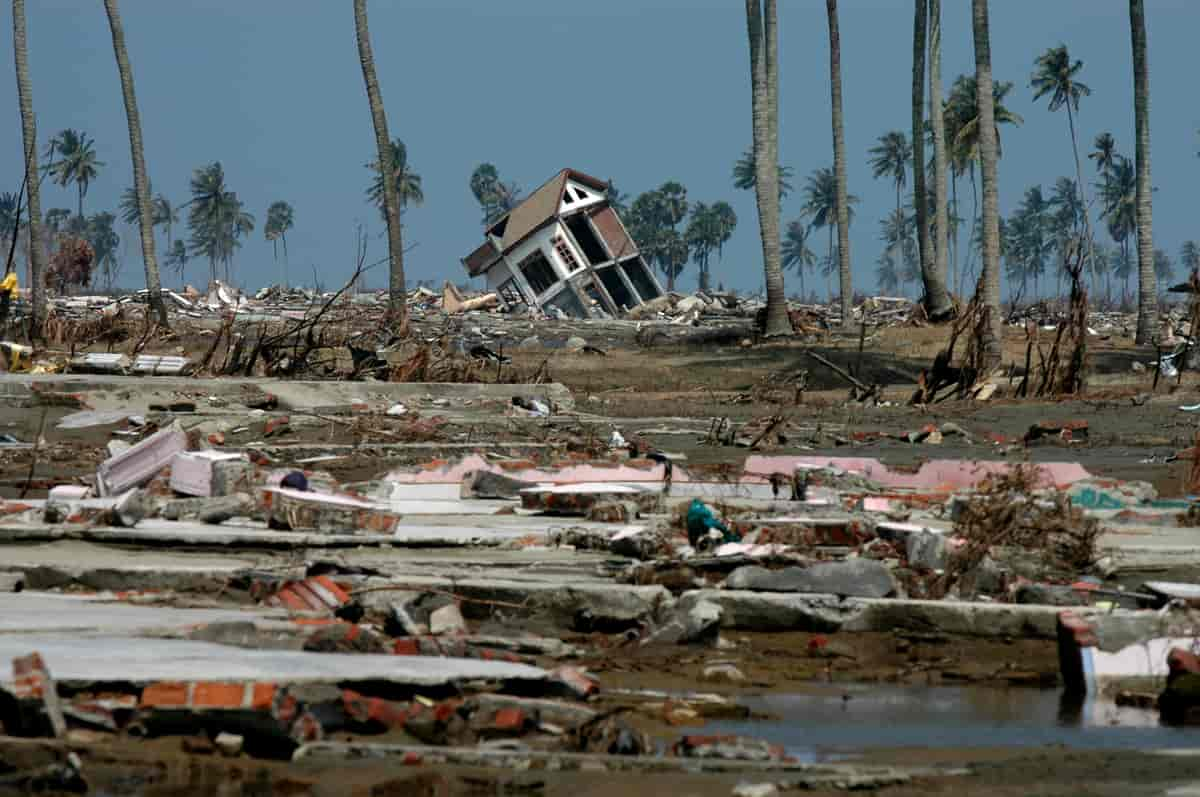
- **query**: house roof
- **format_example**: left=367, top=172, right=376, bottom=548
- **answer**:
left=491, top=168, right=610, bottom=255
left=462, top=239, right=501, bottom=278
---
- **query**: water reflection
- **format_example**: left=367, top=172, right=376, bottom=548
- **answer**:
left=708, top=685, right=1200, bottom=762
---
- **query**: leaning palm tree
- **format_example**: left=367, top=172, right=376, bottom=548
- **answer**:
left=745, top=0, right=788, bottom=336
left=1031, top=44, right=1097, bottom=298
left=972, top=0, right=1002, bottom=366
left=733, top=149, right=794, bottom=199
left=103, top=0, right=166, bottom=325
left=354, top=0, right=406, bottom=330
left=46, top=129, right=104, bottom=218
left=781, top=219, right=816, bottom=300
left=366, top=138, right=423, bottom=222
left=12, top=0, right=45, bottom=333
left=826, top=0, right=853, bottom=324
left=1129, top=0, right=1156, bottom=343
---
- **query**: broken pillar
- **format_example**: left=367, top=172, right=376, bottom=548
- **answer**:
left=96, top=422, right=188, bottom=497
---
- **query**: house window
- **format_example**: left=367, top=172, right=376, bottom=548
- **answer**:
left=553, top=237, right=582, bottom=273
left=621, top=256, right=660, bottom=301
left=517, top=251, right=558, bottom=296
left=566, top=215, right=609, bottom=265
left=598, top=266, right=635, bottom=311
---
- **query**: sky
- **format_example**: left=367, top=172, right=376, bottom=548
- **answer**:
left=2, top=0, right=1198, bottom=297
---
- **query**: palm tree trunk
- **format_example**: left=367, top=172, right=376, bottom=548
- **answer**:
left=77, top=184, right=83, bottom=219
left=746, top=0, right=787, bottom=336
left=354, top=0, right=408, bottom=334
left=1064, top=103, right=1098, bottom=300
left=826, top=0, right=852, bottom=325
left=12, top=0, right=45, bottom=336
left=951, top=168, right=959, bottom=295
left=972, top=0, right=1002, bottom=366
left=1130, top=0, right=1156, bottom=343
left=912, top=0, right=939, bottom=318
left=927, top=0, right=952, bottom=316
left=103, top=0, right=167, bottom=326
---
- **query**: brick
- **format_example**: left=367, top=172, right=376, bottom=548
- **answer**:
left=264, top=575, right=351, bottom=614
left=12, top=652, right=66, bottom=737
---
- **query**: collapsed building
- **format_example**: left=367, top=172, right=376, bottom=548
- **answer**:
left=460, top=168, right=664, bottom=318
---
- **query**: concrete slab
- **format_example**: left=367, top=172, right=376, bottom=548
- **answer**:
left=0, top=592, right=283, bottom=635
left=0, top=633, right=546, bottom=688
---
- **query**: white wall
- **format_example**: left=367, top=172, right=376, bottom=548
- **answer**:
left=558, top=180, right=606, bottom=215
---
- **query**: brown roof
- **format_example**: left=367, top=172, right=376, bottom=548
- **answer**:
left=462, top=239, right=501, bottom=278
left=492, top=169, right=610, bottom=254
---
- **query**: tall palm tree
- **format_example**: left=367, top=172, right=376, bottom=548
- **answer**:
left=910, top=0, right=938, bottom=313
left=470, top=163, right=501, bottom=224
left=781, top=219, right=816, bottom=300
left=46, top=129, right=104, bottom=218
left=826, top=0, right=853, bottom=323
left=12, top=0, right=45, bottom=333
left=1031, top=45, right=1097, bottom=298
left=103, top=0, right=166, bottom=324
left=927, top=0, right=952, bottom=317
left=711, top=200, right=738, bottom=263
left=354, top=0, right=406, bottom=330
left=972, top=0, right=1002, bottom=366
left=869, top=131, right=912, bottom=270
left=366, top=138, right=423, bottom=222
left=164, top=239, right=187, bottom=284
left=733, top=149, right=793, bottom=199
left=1129, top=0, right=1156, bottom=343
left=746, top=0, right=788, bottom=336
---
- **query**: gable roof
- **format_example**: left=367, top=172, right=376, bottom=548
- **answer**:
left=491, top=168, right=610, bottom=255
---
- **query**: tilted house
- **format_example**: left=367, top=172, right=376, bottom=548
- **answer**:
left=460, top=169, right=664, bottom=318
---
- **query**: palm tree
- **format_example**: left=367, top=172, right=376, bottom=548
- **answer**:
left=946, top=74, right=1023, bottom=295
left=86, top=211, right=120, bottom=290
left=732, top=149, right=793, bottom=199
left=911, top=0, right=948, bottom=316
left=1100, top=155, right=1136, bottom=303
left=1181, top=241, right=1200, bottom=276
left=1089, top=132, right=1118, bottom=179
left=471, top=163, right=501, bottom=224
left=186, top=162, right=254, bottom=283
left=1154, top=249, right=1173, bottom=292
left=879, top=206, right=919, bottom=297
left=781, top=219, right=816, bottom=300
left=103, top=0, right=166, bottom=324
left=869, top=131, right=912, bottom=274
left=605, top=180, right=629, bottom=216
left=746, top=0, right=788, bottom=336
left=264, top=200, right=295, bottom=286
left=801, top=167, right=859, bottom=299
left=1129, top=0, right=1156, bottom=343
left=1031, top=45, right=1098, bottom=298
left=972, top=0, right=1002, bottom=366
left=0, top=193, right=18, bottom=242
left=366, top=138, right=422, bottom=223
left=164, top=239, right=187, bottom=283
left=826, top=0, right=853, bottom=324
left=12, top=0, right=46, bottom=333
left=928, top=0, right=952, bottom=316
left=354, top=0, right=406, bottom=329
left=45, top=129, right=104, bottom=218
left=711, top=200, right=738, bottom=263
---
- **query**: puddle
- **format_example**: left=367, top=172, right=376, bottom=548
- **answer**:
left=708, top=684, right=1200, bottom=763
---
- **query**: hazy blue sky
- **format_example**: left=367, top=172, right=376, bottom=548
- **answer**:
left=2, top=0, right=1197, bottom=297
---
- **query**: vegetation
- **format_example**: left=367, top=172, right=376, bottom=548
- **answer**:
left=469, top=163, right=520, bottom=226
left=367, top=138, right=422, bottom=222
left=186, top=162, right=255, bottom=283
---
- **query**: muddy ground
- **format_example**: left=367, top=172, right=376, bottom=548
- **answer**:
left=3, top=323, right=1198, bottom=794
